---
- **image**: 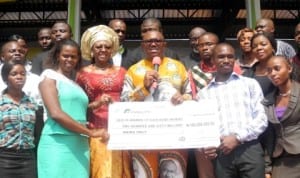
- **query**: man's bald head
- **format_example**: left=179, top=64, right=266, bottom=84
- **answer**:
left=255, top=18, right=275, bottom=34
left=189, top=27, right=206, bottom=38
left=1, top=41, right=25, bottom=64
left=189, top=27, right=206, bottom=52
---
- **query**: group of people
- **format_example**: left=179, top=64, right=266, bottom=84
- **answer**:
left=0, top=16, right=299, bottom=178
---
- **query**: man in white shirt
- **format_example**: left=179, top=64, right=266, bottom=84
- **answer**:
left=0, top=40, right=43, bottom=147
left=0, top=41, right=41, bottom=103
left=198, top=43, right=267, bottom=178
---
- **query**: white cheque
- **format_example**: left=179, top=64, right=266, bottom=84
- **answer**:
left=108, top=100, right=220, bottom=150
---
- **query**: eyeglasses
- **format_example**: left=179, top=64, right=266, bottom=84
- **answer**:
left=142, top=39, right=165, bottom=44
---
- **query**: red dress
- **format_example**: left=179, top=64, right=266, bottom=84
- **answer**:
left=76, top=67, right=126, bottom=128
left=76, top=66, right=132, bottom=178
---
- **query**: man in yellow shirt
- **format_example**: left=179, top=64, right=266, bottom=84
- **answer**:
left=121, top=30, right=190, bottom=102
left=121, top=30, right=191, bottom=178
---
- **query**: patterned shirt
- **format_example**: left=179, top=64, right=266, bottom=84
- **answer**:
left=121, top=57, right=190, bottom=101
left=276, top=40, right=296, bottom=59
left=197, top=73, right=267, bottom=142
left=190, top=65, right=215, bottom=90
left=0, top=93, right=38, bottom=149
left=189, top=62, right=242, bottom=99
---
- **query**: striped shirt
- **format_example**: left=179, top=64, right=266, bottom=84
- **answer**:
left=0, top=93, right=37, bottom=149
left=197, top=73, right=268, bottom=142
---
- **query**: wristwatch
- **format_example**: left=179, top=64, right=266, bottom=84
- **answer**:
left=233, top=133, right=243, bottom=144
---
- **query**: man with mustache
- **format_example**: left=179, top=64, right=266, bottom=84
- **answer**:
left=121, top=30, right=191, bottom=178
left=124, top=18, right=180, bottom=69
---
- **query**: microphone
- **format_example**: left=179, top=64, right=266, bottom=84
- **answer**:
left=153, top=56, right=161, bottom=72
left=145, top=56, right=161, bottom=101
left=151, top=56, right=161, bottom=89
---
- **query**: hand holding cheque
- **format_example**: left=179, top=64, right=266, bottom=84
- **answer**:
left=108, top=100, right=220, bottom=150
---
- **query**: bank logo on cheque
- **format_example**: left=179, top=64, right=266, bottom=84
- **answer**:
left=123, top=108, right=150, bottom=114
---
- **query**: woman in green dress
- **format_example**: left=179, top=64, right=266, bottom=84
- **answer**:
left=37, top=39, right=108, bottom=178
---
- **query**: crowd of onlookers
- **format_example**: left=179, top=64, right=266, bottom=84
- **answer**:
left=0, top=17, right=299, bottom=178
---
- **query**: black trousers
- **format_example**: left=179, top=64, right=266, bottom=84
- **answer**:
left=186, top=149, right=199, bottom=178
left=34, top=106, right=44, bottom=148
left=214, top=140, right=265, bottom=178
left=0, top=149, right=37, bottom=178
